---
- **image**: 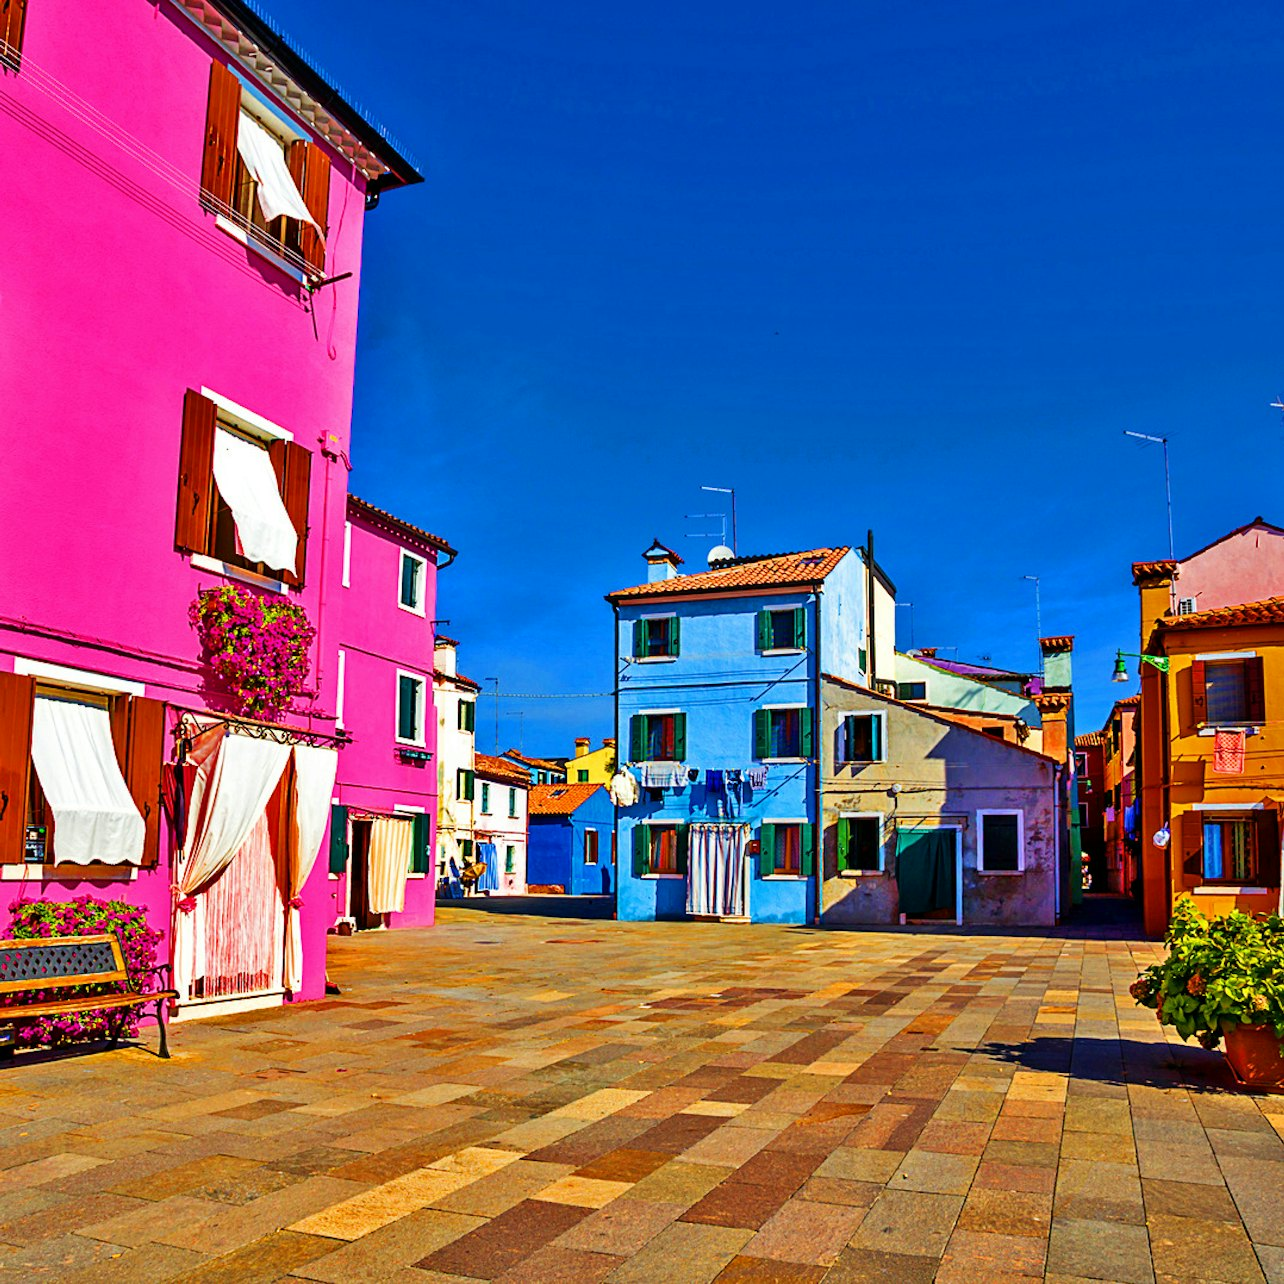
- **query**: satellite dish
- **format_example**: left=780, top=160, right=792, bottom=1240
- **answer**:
left=708, top=545, right=734, bottom=566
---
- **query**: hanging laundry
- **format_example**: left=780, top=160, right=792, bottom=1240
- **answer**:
left=706, top=769, right=724, bottom=791
left=609, top=769, right=640, bottom=807
left=1214, top=728, right=1247, bottom=775
left=744, top=765, right=768, bottom=790
left=640, top=763, right=687, bottom=790
left=687, top=768, right=700, bottom=783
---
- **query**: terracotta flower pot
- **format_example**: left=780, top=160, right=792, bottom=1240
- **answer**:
left=1223, top=1023, right=1284, bottom=1091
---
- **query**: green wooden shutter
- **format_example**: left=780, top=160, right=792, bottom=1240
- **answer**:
left=836, top=817, right=851, bottom=872
left=633, top=619, right=645, bottom=658
left=870, top=715, right=882, bottom=761
left=673, top=713, right=687, bottom=761
left=800, top=708, right=814, bottom=758
left=328, top=804, right=349, bottom=874
left=793, top=607, right=807, bottom=650
left=759, top=824, right=775, bottom=877
left=410, top=812, right=430, bottom=873
left=668, top=615, right=680, bottom=657
left=632, top=825, right=647, bottom=876
left=754, top=709, right=770, bottom=759
left=629, top=714, right=646, bottom=761
left=756, top=610, right=771, bottom=652
left=800, top=824, right=815, bottom=876
left=675, top=824, right=689, bottom=875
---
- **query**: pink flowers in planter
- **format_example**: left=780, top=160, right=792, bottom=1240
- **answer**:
left=190, top=585, right=314, bottom=721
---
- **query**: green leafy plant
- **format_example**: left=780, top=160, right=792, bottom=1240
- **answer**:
left=190, top=585, right=314, bottom=721
left=1130, top=897, right=1284, bottom=1050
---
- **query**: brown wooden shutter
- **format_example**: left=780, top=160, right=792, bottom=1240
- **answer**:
left=287, top=140, right=330, bottom=274
left=1257, top=809, right=1281, bottom=889
left=200, top=60, right=240, bottom=212
left=176, top=390, right=216, bottom=555
left=111, top=697, right=167, bottom=869
left=1180, top=810, right=1203, bottom=880
left=269, top=439, right=312, bottom=588
left=0, top=672, right=35, bottom=864
left=1189, top=659, right=1207, bottom=728
left=1245, top=657, right=1266, bottom=724
left=1, top=0, right=28, bottom=71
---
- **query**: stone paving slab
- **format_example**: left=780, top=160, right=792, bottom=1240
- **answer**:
left=0, top=908, right=1282, bottom=1280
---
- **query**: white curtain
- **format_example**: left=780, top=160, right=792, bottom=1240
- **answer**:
left=687, top=823, right=748, bottom=918
left=30, top=694, right=145, bottom=865
left=236, top=110, right=321, bottom=228
left=285, top=744, right=338, bottom=993
left=212, top=428, right=298, bottom=574
left=174, top=727, right=291, bottom=1000
left=368, top=817, right=413, bottom=915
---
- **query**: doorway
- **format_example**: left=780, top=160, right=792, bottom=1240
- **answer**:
left=686, top=823, right=748, bottom=919
left=349, top=819, right=382, bottom=931
left=896, top=827, right=961, bottom=924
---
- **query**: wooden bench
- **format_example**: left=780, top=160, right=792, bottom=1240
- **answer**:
left=0, top=933, right=177, bottom=1060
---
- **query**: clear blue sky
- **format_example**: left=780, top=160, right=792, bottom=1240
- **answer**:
left=278, top=0, right=1282, bottom=754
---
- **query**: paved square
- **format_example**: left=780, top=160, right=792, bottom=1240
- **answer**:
left=1, top=908, right=1282, bottom=1281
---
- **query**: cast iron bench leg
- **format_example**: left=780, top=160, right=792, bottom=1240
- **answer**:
left=155, top=999, right=170, bottom=1059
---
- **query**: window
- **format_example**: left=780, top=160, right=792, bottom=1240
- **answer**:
left=634, top=824, right=685, bottom=876
left=633, top=616, right=679, bottom=659
left=837, top=815, right=882, bottom=874
left=335, top=648, right=346, bottom=729
left=174, top=389, right=310, bottom=588
left=508, top=788, right=517, bottom=818
left=978, top=811, right=1023, bottom=873
left=1078, top=803, right=1089, bottom=830
left=1198, top=815, right=1269, bottom=883
left=755, top=707, right=813, bottom=761
left=577, top=769, right=589, bottom=783
left=399, top=551, right=426, bottom=614
left=585, top=829, right=599, bottom=865
left=1, top=0, right=28, bottom=71
left=458, top=700, right=476, bottom=733
left=896, top=682, right=927, bottom=702
left=836, top=713, right=883, bottom=764
left=629, top=712, right=687, bottom=762
left=396, top=673, right=426, bottom=745
left=505, top=845, right=516, bottom=875
left=757, top=607, right=806, bottom=653
left=456, top=769, right=475, bottom=802
left=480, top=782, right=491, bottom=813
left=981, top=726, right=1005, bottom=740
left=1194, top=657, right=1266, bottom=727
left=342, top=521, right=352, bottom=587
left=759, top=822, right=814, bottom=877
left=460, top=839, right=474, bottom=863
left=200, top=61, right=330, bottom=277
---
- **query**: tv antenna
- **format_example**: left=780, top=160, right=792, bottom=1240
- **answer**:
left=700, top=486, right=737, bottom=554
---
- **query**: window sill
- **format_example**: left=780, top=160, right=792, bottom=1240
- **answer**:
left=837, top=759, right=885, bottom=768
left=632, top=656, right=677, bottom=664
left=4, top=863, right=140, bottom=881
left=761, top=649, right=805, bottom=657
left=1197, top=725, right=1263, bottom=737
left=215, top=214, right=308, bottom=286
left=1193, top=885, right=1270, bottom=895
left=191, top=553, right=288, bottom=595
left=760, top=757, right=808, bottom=765
left=762, top=874, right=807, bottom=881
left=397, top=601, right=427, bottom=618
left=641, top=874, right=684, bottom=880
left=395, top=738, right=428, bottom=750
left=407, top=872, right=426, bottom=881
left=977, top=868, right=1024, bottom=876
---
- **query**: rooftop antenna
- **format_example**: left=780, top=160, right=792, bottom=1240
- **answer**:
left=895, top=602, right=915, bottom=649
left=1022, top=576, right=1042, bottom=675
left=701, top=486, right=737, bottom=554
left=1123, top=431, right=1174, bottom=560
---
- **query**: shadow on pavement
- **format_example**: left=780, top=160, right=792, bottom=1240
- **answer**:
left=440, top=894, right=616, bottom=920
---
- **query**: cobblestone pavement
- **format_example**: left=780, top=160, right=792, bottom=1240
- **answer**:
left=1, top=908, right=1282, bottom=1283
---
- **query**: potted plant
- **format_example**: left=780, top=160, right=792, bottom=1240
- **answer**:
left=1131, top=897, right=1284, bottom=1090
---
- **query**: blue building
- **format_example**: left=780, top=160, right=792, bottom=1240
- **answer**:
left=608, top=541, right=892, bottom=925
left=527, top=783, right=616, bottom=895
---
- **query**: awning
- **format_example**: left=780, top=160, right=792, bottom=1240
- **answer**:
left=236, top=111, right=321, bottom=230
left=30, top=694, right=145, bottom=865
left=212, top=428, right=298, bottom=574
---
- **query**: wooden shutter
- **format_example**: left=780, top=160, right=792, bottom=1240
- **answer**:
left=411, top=812, right=431, bottom=874
left=800, top=823, right=815, bottom=876
left=871, top=714, right=883, bottom=762
left=175, top=390, right=216, bottom=555
left=758, top=823, right=775, bottom=877
left=793, top=607, right=807, bottom=650
left=1, top=0, right=27, bottom=70
left=632, top=825, right=647, bottom=877
left=1189, top=659, right=1207, bottom=728
left=673, top=713, right=687, bottom=761
left=1245, top=657, right=1266, bottom=724
left=756, top=610, right=771, bottom=652
left=754, top=709, right=770, bottom=760
left=0, top=672, right=34, bottom=864
left=268, top=440, right=311, bottom=588
left=836, top=716, right=849, bottom=766
left=629, top=715, right=646, bottom=761
left=200, top=60, right=240, bottom=212
left=675, top=824, right=689, bottom=876
left=632, top=620, right=645, bottom=658
left=800, top=708, right=814, bottom=759
left=668, top=615, right=680, bottom=657
left=328, top=804, right=349, bottom=874
left=1256, top=809, right=1281, bottom=888
left=1180, top=810, right=1203, bottom=880
left=287, top=140, right=330, bottom=273
left=111, top=696, right=166, bottom=868
left=836, top=818, right=851, bottom=872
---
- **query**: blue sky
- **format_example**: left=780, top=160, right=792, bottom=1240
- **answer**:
left=278, top=0, right=1282, bottom=753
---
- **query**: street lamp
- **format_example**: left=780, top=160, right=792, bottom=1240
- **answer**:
left=1112, top=650, right=1170, bottom=682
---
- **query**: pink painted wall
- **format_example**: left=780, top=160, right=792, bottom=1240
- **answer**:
left=0, top=2, right=409, bottom=1007
left=332, top=507, right=442, bottom=929
left=1176, top=524, right=1284, bottom=612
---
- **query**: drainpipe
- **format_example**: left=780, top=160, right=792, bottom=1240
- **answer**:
left=813, top=587, right=823, bottom=926
left=1053, top=760, right=1062, bottom=923
left=612, top=601, right=620, bottom=920
left=865, top=530, right=876, bottom=684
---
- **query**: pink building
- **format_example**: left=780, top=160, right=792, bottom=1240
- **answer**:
left=0, top=1, right=427, bottom=1020
left=1167, top=518, right=1284, bottom=614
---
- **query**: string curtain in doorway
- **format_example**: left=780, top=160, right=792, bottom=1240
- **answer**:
left=284, top=744, right=339, bottom=993
left=686, top=823, right=749, bottom=918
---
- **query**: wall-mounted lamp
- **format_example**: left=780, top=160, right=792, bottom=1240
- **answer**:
left=1112, top=650, right=1170, bottom=682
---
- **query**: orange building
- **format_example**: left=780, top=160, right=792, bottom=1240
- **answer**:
left=1133, top=562, right=1283, bottom=935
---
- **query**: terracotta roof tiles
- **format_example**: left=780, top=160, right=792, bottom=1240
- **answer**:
left=474, top=753, right=530, bottom=786
left=607, top=547, right=850, bottom=602
left=348, top=495, right=456, bottom=559
left=1162, top=595, right=1284, bottom=631
left=528, top=783, right=605, bottom=816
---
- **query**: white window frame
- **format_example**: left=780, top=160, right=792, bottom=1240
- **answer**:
left=640, top=819, right=684, bottom=880
left=760, top=703, right=809, bottom=764
left=634, top=612, right=679, bottom=664
left=398, top=549, right=427, bottom=616
left=838, top=811, right=885, bottom=876
left=395, top=669, right=427, bottom=747
left=761, top=817, right=809, bottom=880
left=761, top=606, right=806, bottom=656
left=838, top=711, right=887, bottom=766
left=977, top=809, right=1025, bottom=875
left=13, top=659, right=144, bottom=697
left=584, top=827, right=599, bottom=865
left=342, top=521, right=352, bottom=587
left=335, top=648, right=346, bottom=729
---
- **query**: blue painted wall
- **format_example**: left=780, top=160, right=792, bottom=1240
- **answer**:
left=528, top=789, right=616, bottom=895
left=613, top=556, right=864, bottom=926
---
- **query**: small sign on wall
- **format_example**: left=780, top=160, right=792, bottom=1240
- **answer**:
left=24, top=825, right=46, bottom=863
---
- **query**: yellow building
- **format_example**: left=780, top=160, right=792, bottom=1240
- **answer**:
left=565, top=736, right=617, bottom=784
left=1133, top=563, right=1283, bottom=935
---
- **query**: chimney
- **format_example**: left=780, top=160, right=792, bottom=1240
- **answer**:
left=1132, top=561, right=1177, bottom=645
left=603, top=737, right=616, bottom=748
left=643, top=539, right=683, bottom=583
left=1039, top=635, right=1074, bottom=692
left=1033, top=691, right=1072, bottom=764
left=574, top=737, right=590, bottom=758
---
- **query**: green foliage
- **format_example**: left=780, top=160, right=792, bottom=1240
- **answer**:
left=1130, top=897, right=1284, bottom=1050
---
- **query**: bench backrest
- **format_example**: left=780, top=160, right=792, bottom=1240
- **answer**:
left=0, top=933, right=129, bottom=994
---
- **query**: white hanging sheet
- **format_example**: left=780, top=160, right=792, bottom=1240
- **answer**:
left=687, top=823, right=748, bottom=918
left=284, top=744, right=338, bottom=993
left=30, top=694, right=145, bottom=865
left=236, top=110, right=321, bottom=229
left=212, top=427, right=298, bottom=574
left=368, top=816, right=413, bottom=915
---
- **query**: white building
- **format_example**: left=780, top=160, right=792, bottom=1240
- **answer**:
left=475, top=754, right=530, bottom=893
left=433, top=638, right=479, bottom=879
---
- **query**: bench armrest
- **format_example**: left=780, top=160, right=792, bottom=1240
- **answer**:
left=143, top=963, right=173, bottom=986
